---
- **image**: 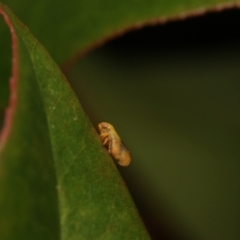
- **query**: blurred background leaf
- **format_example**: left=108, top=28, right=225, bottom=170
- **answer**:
left=0, top=0, right=237, bottom=63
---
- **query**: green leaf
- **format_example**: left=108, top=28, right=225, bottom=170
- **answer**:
left=0, top=4, right=150, bottom=240
left=0, top=0, right=237, bottom=63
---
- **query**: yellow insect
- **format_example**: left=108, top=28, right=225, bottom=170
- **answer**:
left=98, top=122, right=131, bottom=167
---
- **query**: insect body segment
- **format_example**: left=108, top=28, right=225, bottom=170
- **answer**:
left=98, top=122, right=131, bottom=167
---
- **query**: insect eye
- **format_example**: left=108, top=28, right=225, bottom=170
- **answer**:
left=102, top=123, right=108, bottom=128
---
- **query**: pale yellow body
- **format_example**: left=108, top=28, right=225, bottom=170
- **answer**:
left=98, top=122, right=131, bottom=167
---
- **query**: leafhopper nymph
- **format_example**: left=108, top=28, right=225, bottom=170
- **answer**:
left=98, top=122, right=131, bottom=167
